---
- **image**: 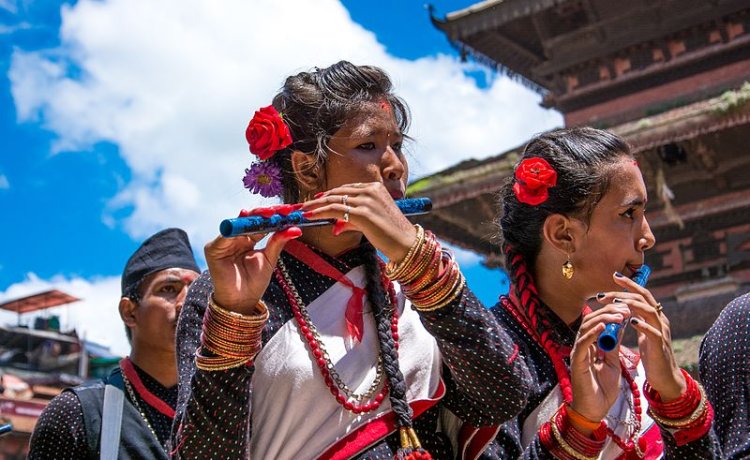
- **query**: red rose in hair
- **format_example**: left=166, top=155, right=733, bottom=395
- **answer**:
left=513, top=157, right=558, bottom=206
left=245, top=105, right=293, bottom=160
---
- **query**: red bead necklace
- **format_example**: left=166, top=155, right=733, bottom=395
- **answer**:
left=501, top=296, right=645, bottom=458
left=275, top=258, right=398, bottom=414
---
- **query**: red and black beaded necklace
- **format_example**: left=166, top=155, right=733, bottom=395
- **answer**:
left=273, top=245, right=398, bottom=414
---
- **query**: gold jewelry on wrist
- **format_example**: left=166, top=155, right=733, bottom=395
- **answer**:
left=195, top=295, right=268, bottom=372
left=648, top=382, right=708, bottom=429
left=385, top=225, right=425, bottom=280
left=550, top=419, right=599, bottom=460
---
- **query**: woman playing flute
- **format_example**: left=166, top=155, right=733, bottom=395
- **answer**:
left=483, top=127, right=720, bottom=459
left=170, top=61, right=530, bottom=459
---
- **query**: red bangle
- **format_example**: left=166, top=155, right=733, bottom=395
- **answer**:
left=645, top=369, right=700, bottom=419
left=555, top=405, right=607, bottom=455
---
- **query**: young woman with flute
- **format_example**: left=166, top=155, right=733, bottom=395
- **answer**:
left=170, top=61, right=530, bottom=459
left=482, top=127, right=719, bottom=459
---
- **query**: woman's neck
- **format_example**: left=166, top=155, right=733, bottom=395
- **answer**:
left=298, top=227, right=363, bottom=257
left=535, top=274, right=586, bottom=326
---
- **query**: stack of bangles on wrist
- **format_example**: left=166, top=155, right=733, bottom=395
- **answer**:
left=385, top=225, right=465, bottom=311
left=195, top=296, right=269, bottom=372
left=644, top=369, right=713, bottom=445
left=540, top=404, right=606, bottom=460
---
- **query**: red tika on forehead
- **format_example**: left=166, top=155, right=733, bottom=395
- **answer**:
left=379, top=99, right=391, bottom=113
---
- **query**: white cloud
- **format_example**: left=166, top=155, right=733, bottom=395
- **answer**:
left=9, top=0, right=561, bottom=249
left=0, top=274, right=129, bottom=356
left=0, top=174, right=9, bottom=189
left=0, top=0, right=17, bottom=14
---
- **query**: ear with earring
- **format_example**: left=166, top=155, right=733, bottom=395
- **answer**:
left=562, top=254, right=574, bottom=280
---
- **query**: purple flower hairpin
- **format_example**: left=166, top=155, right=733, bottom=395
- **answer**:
left=243, top=161, right=283, bottom=198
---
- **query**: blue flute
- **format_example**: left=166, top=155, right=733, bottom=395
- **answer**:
left=597, top=265, right=652, bottom=352
left=220, top=197, right=432, bottom=237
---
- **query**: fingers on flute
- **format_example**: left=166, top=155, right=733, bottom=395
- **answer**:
left=612, top=272, right=659, bottom=306
left=628, top=316, right=664, bottom=341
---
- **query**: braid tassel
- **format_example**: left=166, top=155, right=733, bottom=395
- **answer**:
left=395, top=427, right=432, bottom=460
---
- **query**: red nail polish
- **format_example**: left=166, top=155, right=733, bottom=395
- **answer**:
left=302, top=211, right=314, bottom=219
left=314, top=192, right=325, bottom=199
left=291, top=203, right=304, bottom=211
left=259, top=208, right=275, bottom=218
left=277, top=204, right=294, bottom=216
left=282, top=227, right=302, bottom=238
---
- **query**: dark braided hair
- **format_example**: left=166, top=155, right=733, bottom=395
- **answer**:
left=499, top=127, right=632, bottom=344
left=361, top=241, right=414, bottom=430
left=269, top=61, right=420, bottom=451
left=266, top=61, right=410, bottom=203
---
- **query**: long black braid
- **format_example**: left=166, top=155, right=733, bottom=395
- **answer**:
left=361, top=241, right=414, bottom=429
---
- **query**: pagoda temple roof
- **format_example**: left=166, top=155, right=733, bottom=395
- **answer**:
left=410, top=83, right=750, bottom=198
left=407, top=83, right=750, bottom=263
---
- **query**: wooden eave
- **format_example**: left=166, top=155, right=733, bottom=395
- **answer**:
left=534, top=0, right=750, bottom=77
left=407, top=84, right=750, bottom=260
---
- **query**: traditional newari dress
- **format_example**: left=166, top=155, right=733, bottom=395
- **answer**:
left=171, top=242, right=530, bottom=459
left=480, top=295, right=721, bottom=460
left=699, top=292, right=750, bottom=459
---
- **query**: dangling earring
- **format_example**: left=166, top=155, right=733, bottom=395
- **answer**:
left=562, top=255, right=574, bottom=280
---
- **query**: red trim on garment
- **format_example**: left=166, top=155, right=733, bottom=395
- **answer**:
left=458, top=423, right=501, bottom=460
left=317, top=379, right=446, bottom=460
left=285, top=239, right=366, bottom=342
left=614, top=422, right=663, bottom=460
left=120, top=357, right=176, bottom=418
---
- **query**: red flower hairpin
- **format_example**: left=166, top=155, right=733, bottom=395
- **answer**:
left=243, top=105, right=292, bottom=197
left=245, top=105, right=293, bottom=161
left=513, top=157, right=557, bottom=206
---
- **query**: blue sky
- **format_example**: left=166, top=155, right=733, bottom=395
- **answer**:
left=0, top=0, right=561, bottom=354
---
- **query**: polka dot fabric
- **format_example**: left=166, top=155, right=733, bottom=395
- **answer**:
left=28, top=363, right=176, bottom=459
left=700, top=292, right=750, bottom=459
left=171, top=243, right=531, bottom=459
left=479, top=298, right=721, bottom=460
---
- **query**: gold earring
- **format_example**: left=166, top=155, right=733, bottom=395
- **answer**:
left=562, top=256, right=574, bottom=280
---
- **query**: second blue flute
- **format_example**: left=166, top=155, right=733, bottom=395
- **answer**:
left=220, top=197, right=432, bottom=237
left=597, top=265, right=651, bottom=352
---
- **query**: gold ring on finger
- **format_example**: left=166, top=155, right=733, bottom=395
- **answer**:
left=654, top=302, right=663, bottom=314
left=343, top=206, right=350, bottom=223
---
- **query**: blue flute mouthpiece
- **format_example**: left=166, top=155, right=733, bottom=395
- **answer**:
left=220, top=197, right=432, bottom=237
left=597, top=265, right=651, bottom=352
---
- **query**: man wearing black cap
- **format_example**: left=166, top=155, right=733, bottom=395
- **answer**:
left=29, top=228, right=200, bottom=460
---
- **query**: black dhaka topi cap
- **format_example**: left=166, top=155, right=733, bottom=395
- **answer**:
left=121, top=228, right=200, bottom=296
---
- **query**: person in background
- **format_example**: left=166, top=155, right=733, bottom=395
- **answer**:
left=29, top=228, right=200, bottom=459
left=171, top=60, right=531, bottom=459
left=699, top=291, right=750, bottom=459
left=482, top=127, right=719, bottom=459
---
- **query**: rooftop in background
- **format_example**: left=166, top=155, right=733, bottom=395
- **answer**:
left=432, top=0, right=750, bottom=126
left=0, top=290, right=81, bottom=315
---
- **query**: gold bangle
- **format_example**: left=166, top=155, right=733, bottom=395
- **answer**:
left=412, top=271, right=465, bottom=312
left=386, top=225, right=425, bottom=280
left=550, top=419, right=599, bottom=460
left=648, top=383, right=708, bottom=429
left=195, top=349, right=255, bottom=372
left=208, top=295, right=269, bottom=325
